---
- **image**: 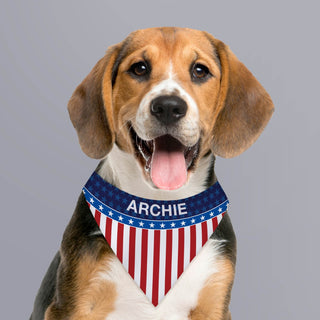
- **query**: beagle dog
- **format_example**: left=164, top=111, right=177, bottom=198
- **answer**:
left=30, top=27, right=274, bottom=320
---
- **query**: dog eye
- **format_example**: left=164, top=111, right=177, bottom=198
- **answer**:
left=191, top=63, right=211, bottom=82
left=129, top=61, right=150, bottom=78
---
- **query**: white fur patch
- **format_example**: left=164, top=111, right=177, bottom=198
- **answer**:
left=101, top=239, right=223, bottom=320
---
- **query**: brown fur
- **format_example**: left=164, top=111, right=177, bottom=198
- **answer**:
left=67, top=256, right=116, bottom=320
left=189, top=258, right=235, bottom=320
left=68, top=44, right=121, bottom=158
left=207, top=35, right=274, bottom=158
left=45, top=256, right=116, bottom=320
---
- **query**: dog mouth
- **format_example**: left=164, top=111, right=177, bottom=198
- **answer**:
left=129, top=127, right=200, bottom=190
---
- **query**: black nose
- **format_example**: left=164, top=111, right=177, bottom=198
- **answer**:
left=150, top=95, right=187, bottom=125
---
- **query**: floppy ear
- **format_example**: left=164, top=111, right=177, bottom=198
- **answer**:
left=209, top=38, right=274, bottom=158
left=67, top=45, right=120, bottom=159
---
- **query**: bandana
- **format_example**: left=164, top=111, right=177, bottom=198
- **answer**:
left=83, top=172, right=229, bottom=306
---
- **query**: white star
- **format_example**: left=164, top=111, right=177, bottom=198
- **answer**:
left=171, top=222, right=176, bottom=227
left=191, top=218, right=195, bottom=223
left=181, top=221, right=186, bottom=226
left=129, top=219, right=133, bottom=225
left=108, top=211, right=113, bottom=216
left=118, top=216, right=123, bottom=221
left=160, top=223, right=165, bottom=228
left=99, top=205, right=103, bottom=211
left=200, top=216, right=205, bottom=220
left=139, top=221, right=144, bottom=227
left=218, top=207, right=222, bottom=213
left=210, top=212, right=214, bottom=217
left=150, top=223, right=155, bottom=228
left=90, top=198, right=94, bottom=203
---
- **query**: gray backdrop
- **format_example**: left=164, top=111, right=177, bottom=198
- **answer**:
left=1, top=0, right=319, bottom=319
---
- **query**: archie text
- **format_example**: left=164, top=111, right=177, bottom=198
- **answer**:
left=126, top=200, right=188, bottom=217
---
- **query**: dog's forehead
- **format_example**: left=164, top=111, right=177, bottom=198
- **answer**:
left=120, top=27, right=217, bottom=62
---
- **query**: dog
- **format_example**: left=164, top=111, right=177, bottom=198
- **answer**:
left=30, top=27, right=274, bottom=320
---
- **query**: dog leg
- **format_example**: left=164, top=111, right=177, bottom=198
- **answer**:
left=44, top=254, right=116, bottom=320
left=189, top=257, right=235, bottom=320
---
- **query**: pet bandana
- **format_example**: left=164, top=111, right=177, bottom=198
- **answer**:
left=83, top=172, right=229, bottom=306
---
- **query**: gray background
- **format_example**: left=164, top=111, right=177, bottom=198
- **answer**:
left=1, top=0, right=319, bottom=319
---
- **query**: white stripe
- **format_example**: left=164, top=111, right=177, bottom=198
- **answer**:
left=195, top=221, right=202, bottom=253
left=134, top=227, right=142, bottom=285
left=89, top=204, right=96, bottom=216
left=171, top=228, right=179, bottom=288
left=122, top=224, right=130, bottom=271
left=184, top=226, right=191, bottom=269
left=217, top=214, right=223, bottom=224
left=146, top=229, right=154, bottom=301
left=110, top=219, right=118, bottom=254
left=158, top=229, right=167, bottom=302
left=99, top=211, right=107, bottom=237
left=207, top=218, right=214, bottom=238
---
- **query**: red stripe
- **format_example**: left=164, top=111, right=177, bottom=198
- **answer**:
left=201, top=221, right=208, bottom=246
left=117, top=223, right=124, bottom=263
left=105, top=217, right=112, bottom=245
left=212, top=217, right=218, bottom=232
left=177, top=228, right=185, bottom=277
left=128, top=227, right=136, bottom=278
left=165, top=229, right=172, bottom=294
left=140, top=229, right=148, bottom=294
left=152, top=230, right=161, bottom=306
left=94, top=209, right=101, bottom=226
left=190, top=225, right=196, bottom=261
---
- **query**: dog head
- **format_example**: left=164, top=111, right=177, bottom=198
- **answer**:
left=68, top=27, right=274, bottom=190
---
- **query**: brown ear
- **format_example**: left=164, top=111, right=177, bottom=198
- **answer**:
left=210, top=38, right=274, bottom=158
left=67, top=45, right=120, bottom=159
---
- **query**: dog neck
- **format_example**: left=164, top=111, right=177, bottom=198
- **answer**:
left=98, top=144, right=216, bottom=201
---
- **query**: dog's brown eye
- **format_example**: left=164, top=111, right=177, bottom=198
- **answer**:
left=129, top=61, right=150, bottom=77
left=192, top=64, right=210, bottom=79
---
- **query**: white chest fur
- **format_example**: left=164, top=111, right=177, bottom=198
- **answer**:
left=100, top=239, right=223, bottom=320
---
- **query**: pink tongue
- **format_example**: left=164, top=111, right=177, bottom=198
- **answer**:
left=150, top=135, right=187, bottom=190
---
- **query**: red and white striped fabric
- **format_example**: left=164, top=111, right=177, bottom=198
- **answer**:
left=87, top=203, right=225, bottom=306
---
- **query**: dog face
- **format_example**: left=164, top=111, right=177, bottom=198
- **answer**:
left=68, top=27, right=274, bottom=190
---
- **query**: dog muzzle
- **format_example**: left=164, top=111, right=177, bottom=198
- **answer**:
left=83, top=172, right=229, bottom=306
